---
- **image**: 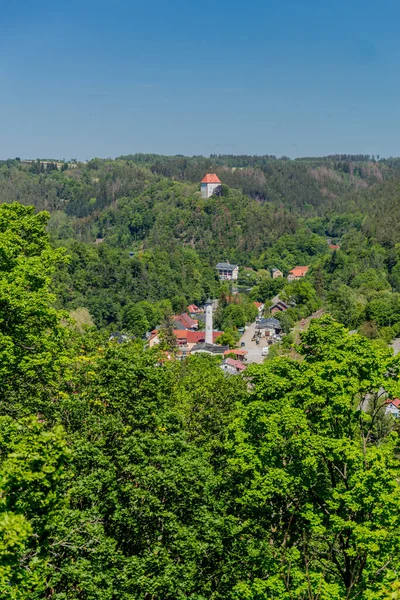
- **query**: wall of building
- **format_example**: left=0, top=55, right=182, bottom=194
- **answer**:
left=217, top=267, right=239, bottom=281
left=206, top=183, right=221, bottom=198
left=205, top=303, right=213, bottom=344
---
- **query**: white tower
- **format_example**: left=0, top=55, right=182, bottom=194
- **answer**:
left=205, top=299, right=213, bottom=344
left=201, top=174, right=222, bottom=199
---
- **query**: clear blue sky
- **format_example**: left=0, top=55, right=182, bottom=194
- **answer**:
left=1, top=0, right=399, bottom=160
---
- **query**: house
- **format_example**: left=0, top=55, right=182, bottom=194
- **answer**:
left=329, top=244, right=340, bottom=250
left=287, top=266, right=309, bottom=282
left=191, top=342, right=229, bottom=355
left=223, top=348, right=248, bottom=362
left=172, top=313, right=198, bottom=330
left=216, top=262, right=239, bottom=281
left=173, top=330, right=223, bottom=349
left=270, top=295, right=288, bottom=315
left=255, top=317, right=282, bottom=335
left=253, top=301, right=264, bottom=315
left=271, top=268, right=283, bottom=279
left=385, top=399, right=400, bottom=418
left=201, top=174, right=222, bottom=198
left=187, top=304, right=202, bottom=315
left=220, top=358, right=247, bottom=375
left=148, top=331, right=161, bottom=348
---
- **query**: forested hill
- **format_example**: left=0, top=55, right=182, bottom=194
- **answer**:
left=2, top=154, right=400, bottom=333
left=0, top=154, right=397, bottom=219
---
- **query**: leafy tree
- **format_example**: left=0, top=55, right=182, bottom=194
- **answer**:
left=45, top=343, right=228, bottom=599
left=122, top=304, right=149, bottom=337
left=215, top=328, right=238, bottom=348
left=225, top=317, right=400, bottom=599
left=0, top=416, right=69, bottom=599
left=282, top=279, right=319, bottom=310
left=0, top=203, right=69, bottom=416
left=274, top=311, right=295, bottom=333
left=253, top=277, right=285, bottom=302
left=328, top=284, right=363, bottom=328
left=243, top=302, right=259, bottom=323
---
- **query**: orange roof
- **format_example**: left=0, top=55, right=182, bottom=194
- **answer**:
left=386, top=398, right=400, bottom=408
left=173, top=313, right=198, bottom=329
left=254, top=302, right=263, bottom=308
left=187, top=304, right=202, bottom=313
left=201, top=173, right=221, bottom=184
left=224, top=348, right=248, bottom=356
left=289, top=266, right=309, bottom=277
left=329, top=244, right=340, bottom=250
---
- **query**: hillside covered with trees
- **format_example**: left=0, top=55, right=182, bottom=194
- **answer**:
left=2, top=154, right=400, bottom=340
left=2, top=200, right=400, bottom=599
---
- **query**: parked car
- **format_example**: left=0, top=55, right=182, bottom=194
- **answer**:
left=262, top=347, right=269, bottom=356
left=238, top=327, right=245, bottom=334
left=241, top=342, right=246, bottom=347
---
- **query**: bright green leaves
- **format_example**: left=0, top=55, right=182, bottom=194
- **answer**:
left=226, top=317, right=400, bottom=598
left=0, top=203, right=69, bottom=415
left=0, top=416, right=69, bottom=599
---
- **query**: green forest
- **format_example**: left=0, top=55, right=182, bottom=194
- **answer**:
left=3, top=155, right=400, bottom=598
left=3, top=155, right=400, bottom=339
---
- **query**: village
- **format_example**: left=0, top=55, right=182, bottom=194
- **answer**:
left=142, top=174, right=326, bottom=375
left=123, top=173, right=398, bottom=421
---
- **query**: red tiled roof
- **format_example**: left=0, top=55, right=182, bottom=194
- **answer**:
left=224, top=348, right=248, bottom=356
left=187, top=304, right=201, bottom=313
left=173, top=313, right=198, bottom=329
left=386, top=398, right=400, bottom=408
left=289, top=266, right=309, bottom=278
left=174, top=330, right=223, bottom=344
left=254, top=302, right=263, bottom=308
left=225, top=358, right=247, bottom=371
left=201, top=173, right=221, bottom=184
left=329, top=244, right=340, bottom=250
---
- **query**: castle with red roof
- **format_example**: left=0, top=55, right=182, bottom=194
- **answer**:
left=201, top=174, right=222, bottom=198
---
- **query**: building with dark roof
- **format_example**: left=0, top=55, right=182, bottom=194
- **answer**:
left=216, top=261, right=239, bottom=281
left=255, top=318, right=282, bottom=335
left=172, top=313, right=198, bottom=330
left=191, top=342, right=229, bottom=355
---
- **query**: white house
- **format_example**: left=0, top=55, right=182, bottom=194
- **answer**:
left=216, top=262, right=239, bottom=281
left=220, top=358, right=247, bottom=375
left=385, top=399, right=400, bottom=418
left=201, top=174, right=222, bottom=198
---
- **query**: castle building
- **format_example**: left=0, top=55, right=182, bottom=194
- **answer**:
left=201, top=174, right=222, bottom=199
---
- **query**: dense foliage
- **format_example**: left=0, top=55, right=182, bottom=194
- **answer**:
left=3, top=154, right=400, bottom=338
left=2, top=203, right=400, bottom=598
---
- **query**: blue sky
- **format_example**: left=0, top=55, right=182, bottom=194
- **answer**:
left=1, top=0, right=399, bottom=160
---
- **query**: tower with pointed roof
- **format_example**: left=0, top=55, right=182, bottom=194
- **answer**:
left=201, top=174, right=222, bottom=199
